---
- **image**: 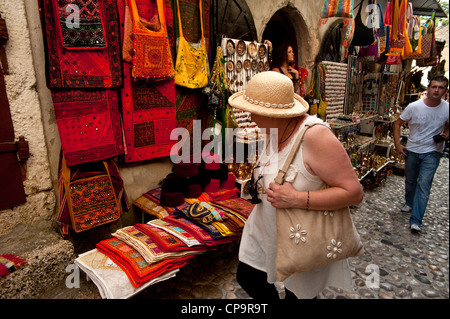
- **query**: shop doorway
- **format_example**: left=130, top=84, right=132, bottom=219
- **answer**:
left=262, top=6, right=310, bottom=68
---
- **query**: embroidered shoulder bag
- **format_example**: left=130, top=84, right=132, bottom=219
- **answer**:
left=409, top=15, right=435, bottom=60
left=59, top=155, right=122, bottom=234
left=351, top=0, right=375, bottom=47
left=129, top=0, right=175, bottom=80
left=174, top=0, right=209, bottom=89
left=274, top=122, right=364, bottom=281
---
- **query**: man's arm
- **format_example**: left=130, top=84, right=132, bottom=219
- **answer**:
left=393, top=117, right=408, bottom=156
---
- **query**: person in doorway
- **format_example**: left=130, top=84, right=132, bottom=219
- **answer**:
left=271, top=42, right=302, bottom=94
left=393, top=75, right=449, bottom=233
left=228, top=71, right=363, bottom=299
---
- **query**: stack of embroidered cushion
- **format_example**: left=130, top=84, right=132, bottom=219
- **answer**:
left=76, top=182, right=254, bottom=298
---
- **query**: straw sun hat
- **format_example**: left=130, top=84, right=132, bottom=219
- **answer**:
left=228, top=71, right=309, bottom=118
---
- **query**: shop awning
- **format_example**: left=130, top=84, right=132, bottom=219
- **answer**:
left=410, top=0, right=448, bottom=18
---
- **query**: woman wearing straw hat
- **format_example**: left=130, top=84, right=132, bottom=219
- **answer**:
left=229, top=71, right=363, bottom=299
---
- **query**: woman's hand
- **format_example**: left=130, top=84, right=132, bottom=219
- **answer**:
left=266, top=182, right=300, bottom=208
left=288, top=66, right=299, bottom=80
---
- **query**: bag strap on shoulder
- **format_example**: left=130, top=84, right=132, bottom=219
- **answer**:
left=274, top=121, right=329, bottom=185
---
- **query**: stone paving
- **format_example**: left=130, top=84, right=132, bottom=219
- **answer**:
left=39, top=158, right=449, bottom=299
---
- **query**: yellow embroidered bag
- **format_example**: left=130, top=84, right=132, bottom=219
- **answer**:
left=129, top=0, right=174, bottom=80
left=174, top=0, right=208, bottom=89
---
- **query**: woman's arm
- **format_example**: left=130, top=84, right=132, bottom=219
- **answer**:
left=267, top=125, right=363, bottom=210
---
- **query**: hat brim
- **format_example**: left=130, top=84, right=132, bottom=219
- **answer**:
left=228, top=91, right=309, bottom=118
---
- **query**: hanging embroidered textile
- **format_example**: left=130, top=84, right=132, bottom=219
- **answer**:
left=129, top=0, right=175, bottom=80
left=40, top=0, right=122, bottom=89
left=53, top=0, right=106, bottom=49
left=96, top=238, right=193, bottom=287
left=174, top=0, right=208, bottom=88
left=58, top=155, right=122, bottom=234
left=51, top=89, right=124, bottom=166
left=75, top=249, right=179, bottom=299
left=121, top=66, right=177, bottom=162
left=385, top=0, right=406, bottom=58
left=117, top=0, right=177, bottom=163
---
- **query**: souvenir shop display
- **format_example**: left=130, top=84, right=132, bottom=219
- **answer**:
left=323, top=61, right=348, bottom=120
left=305, top=63, right=327, bottom=119
left=222, top=38, right=270, bottom=93
left=361, top=73, right=381, bottom=114
left=344, top=55, right=364, bottom=115
left=75, top=154, right=254, bottom=298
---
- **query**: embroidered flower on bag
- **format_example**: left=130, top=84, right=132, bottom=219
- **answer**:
left=289, top=224, right=307, bottom=244
left=326, top=239, right=343, bottom=259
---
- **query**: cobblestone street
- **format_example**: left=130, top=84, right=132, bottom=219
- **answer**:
left=40, top=158, right=449, bottom=300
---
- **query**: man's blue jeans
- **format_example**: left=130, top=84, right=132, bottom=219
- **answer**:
left=404, top=151, right=442, bottom=227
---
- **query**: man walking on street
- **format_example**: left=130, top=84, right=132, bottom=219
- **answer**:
left=393, top=75, right=449, bottom=233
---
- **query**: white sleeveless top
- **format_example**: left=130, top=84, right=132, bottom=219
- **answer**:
left=238, top=115, right=353, bottom=299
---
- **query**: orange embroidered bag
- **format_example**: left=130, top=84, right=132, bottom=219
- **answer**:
left=129, top=0, right=175, bottom=80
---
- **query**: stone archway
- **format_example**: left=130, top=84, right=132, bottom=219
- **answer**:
left=262, top=5, right=312, bottom=68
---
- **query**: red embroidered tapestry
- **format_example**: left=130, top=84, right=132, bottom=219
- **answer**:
left=117, top=0, right=177, bottom=162
left=121, top=66, right=177, bottom=162
left=51, top=89, right=124, bottom=166
left=40, top=0, right=122, bottom=89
